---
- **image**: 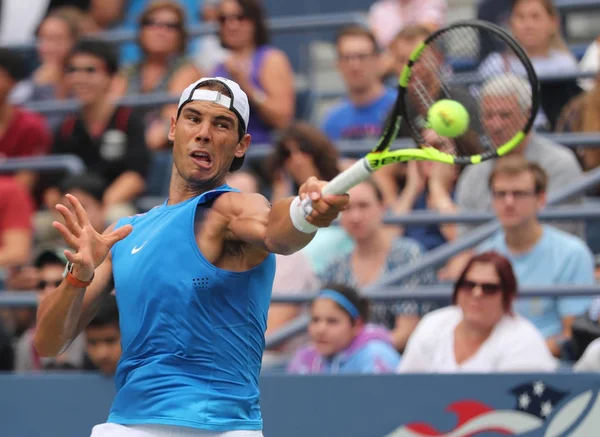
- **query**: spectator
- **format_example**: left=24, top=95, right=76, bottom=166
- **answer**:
left=573, top=337, right=600, bottom=372
left=48, top=40, right=150, bottom=223
left=384, top=24, right=431, bottom=78
left=0, top=48, right=53, bottom=191
left=14, top=247, right=86, bottom=372
left=368, top=0, right=447, bottom=49
left=287, top=284, right=400, bottom=374
left=318, top=179, right=438, bottom=352
left=266, top=122, right=352, bottom=275
left=479, top=0, right=580, bottom=130
left=213, top=0, right=295, bottom=144
left=0, top=177, right=34, bottom=268
left=84, top=294, right=121, bottom=376
left=454, top=73, right=584, bottom=238
left=195, top=0, right=230, bottom=75
left=79, top=0, right=127, bottom=35
left=321, top=26, right=396, bottom=142
left=10, top=7, right=81, bottom=132
left=447, top=156, right=593, bottom=358
left=398, top=251, right=557, bottom=373
left=112, top=0, right=202, bottom=150
left=226, top=170, right=319, bottom=366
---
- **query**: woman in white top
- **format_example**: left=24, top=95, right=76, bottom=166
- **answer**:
left=397, top=251, right=557, bottom=373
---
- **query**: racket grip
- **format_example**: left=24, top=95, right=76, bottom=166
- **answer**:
left=299, top=158, right=374, bottom=217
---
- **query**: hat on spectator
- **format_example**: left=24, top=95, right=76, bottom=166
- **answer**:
left=33, top=247, right=68, bottom=268
left=0, top=48, right=28, bottom=82
left=177, top=77, right=250, bottom=135
left=59, top=173, right=107, bottom=203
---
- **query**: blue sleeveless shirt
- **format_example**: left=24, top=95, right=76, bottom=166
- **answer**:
left=107, top=185, right=276, bottom=431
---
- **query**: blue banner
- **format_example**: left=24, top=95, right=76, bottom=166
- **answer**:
left=1, top=373, right=599, bottom=437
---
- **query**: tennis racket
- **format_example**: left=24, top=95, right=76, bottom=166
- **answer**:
left=299, top=19, right=539, bottom=218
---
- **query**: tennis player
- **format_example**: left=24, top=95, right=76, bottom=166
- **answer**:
left=34, top=77, right=348, bottom=437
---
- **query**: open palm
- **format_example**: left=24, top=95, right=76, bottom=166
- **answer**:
left=53, top=194, right=132, bottom=280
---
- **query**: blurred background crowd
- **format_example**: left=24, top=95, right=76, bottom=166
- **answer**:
left=2, top=0, right=600, bottom=378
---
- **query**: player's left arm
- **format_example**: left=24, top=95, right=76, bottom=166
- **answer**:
left=220, top=177, right=349, bottom=255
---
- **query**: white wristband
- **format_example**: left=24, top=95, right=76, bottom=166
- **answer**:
left=289, top=196, right=318, bottom=234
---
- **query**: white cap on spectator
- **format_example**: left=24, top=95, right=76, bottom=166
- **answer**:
left=177, top=77, right=250, bottom=134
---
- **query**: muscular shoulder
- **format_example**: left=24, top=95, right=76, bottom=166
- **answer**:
left=212, top=191, right=271, bottom=217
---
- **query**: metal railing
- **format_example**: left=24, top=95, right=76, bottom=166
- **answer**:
left=264, top=165, right=600, bottom=347
left=555, top=0, right=600, bottom=13
left=0, top=154, right=86, bottom=175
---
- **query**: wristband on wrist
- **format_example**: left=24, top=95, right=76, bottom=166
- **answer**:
left=63, top=262, right=94, bottom=288
left=289, top=196, right=318, bottom=234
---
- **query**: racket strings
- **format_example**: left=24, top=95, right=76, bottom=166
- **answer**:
left=403, top=25, right=535, bottom=159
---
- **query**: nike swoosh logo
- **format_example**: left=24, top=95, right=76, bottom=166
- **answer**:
left=131, top=241, right=147, bottom=254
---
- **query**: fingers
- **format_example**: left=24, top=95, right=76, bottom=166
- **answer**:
left=63, top=249, right=85, bottom=265
left=298, top=177, right=324, bottom=202
left=105, top=224, right=133, bottom=246
left=55, top=204, right=82, bottom=237
left=66, top=194, right=90, bottom=227
left=306, top=194, right=350, bottom=226
left=52, top=221, right=79, bottom=248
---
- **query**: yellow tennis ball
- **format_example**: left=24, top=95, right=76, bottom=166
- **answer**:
left=427, top=99, right=470, bottom=138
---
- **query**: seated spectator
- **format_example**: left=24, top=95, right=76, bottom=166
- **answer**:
left=48, top=40, right=150, bottom=223
left=226, top=169, right=319, bottom=366
left=194, top=0, right=230, bottom=76
left=0, top=48, right=52, bottom=191
left=478, top=0, right=580, bottom=130
left=398, top=251, right=557, bottom=373
left=368, top=0, right=447, bottom=49
left=287, top=284, right=400, bottom=374
left=213, top=0, right=295, bottom=144
left=14, top=248, right=86, bottom=372
left=454, top=74, right=583, bottom=238
left=447, top=156, right=594, bottom=357
left=393, top=161, right=458, bottom=251
left=83, top=294, right=121, bottom=376
left=318, top=179, right=438, bottom=352
left=383, top=24, right=431, bottom=78
left=10, top=8, right=81, bottom=132
left=321, top=26, right=396, bottom=142
left=266, top=122, right=352, bottom=275
left=78, top=0, right=127, bottom=35
left=573, top=337, right=600, bottom=372
left=0, top=177, right=34, bottom=268
left=112, top=0, right=202, bottom=150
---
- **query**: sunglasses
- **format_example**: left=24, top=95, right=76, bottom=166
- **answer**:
left=141, top=19, right=181, bottom=30
left=38, top=279, right=63, bottom=289
left=278, top=141, right=312, bottom=160
left=491, top=190, right=536, bottom=200
left=458, top=279, right=502, bottom=295
left=66, top=65, right=99, bottom=74
left=218, top=13, right=247, bottom=24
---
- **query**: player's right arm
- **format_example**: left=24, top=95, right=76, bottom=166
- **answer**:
left=33, top=194, right=132, bottom=357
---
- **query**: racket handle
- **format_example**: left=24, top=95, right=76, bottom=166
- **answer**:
left=298, top=158, right=374, bottom=218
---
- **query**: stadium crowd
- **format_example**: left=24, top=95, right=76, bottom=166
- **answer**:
left=1, top=0, right=600, bottom=377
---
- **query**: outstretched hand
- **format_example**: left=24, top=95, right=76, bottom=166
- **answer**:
left=298, top=177, right=349, bottom=227
left=52, top=194, right=132, bottom=281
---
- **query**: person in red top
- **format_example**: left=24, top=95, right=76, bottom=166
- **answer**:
left=0, top=176, right=34, bottom=267
left=0, top=48, right=52, bottom=191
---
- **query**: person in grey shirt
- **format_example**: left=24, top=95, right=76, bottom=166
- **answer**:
left=455, top=74, right=584, bottom=238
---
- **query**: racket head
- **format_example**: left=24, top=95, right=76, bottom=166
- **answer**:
left=397, top=20, right=540, bottom=166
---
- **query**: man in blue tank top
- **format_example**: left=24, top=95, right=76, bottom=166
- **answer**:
left=34, top=77, right=348, bottom=437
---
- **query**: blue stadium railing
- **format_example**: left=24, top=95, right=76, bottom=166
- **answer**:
left=555, top=0, right=600, bottom=13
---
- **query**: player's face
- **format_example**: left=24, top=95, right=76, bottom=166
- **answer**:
left=340, top=182, right=385, bottom=243
left=65, top=53, right=112, bottom=106
left=85, top=324, right=121, bottom=375
left=456, top=262, right=506, bottom=330
left=336, top=35, right=379, bottom=93
left=482, top=94, right=526, bottom=146
left=491, top=171, right=545, bottom=230
left=510, top=0, right=557, bottom=55
left=309, top=299, right=360, bottom=358
left=169, top=100, right=250, bottom=188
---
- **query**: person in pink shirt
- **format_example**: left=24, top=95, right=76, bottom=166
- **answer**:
left=368, top=0, right=447, bottom=49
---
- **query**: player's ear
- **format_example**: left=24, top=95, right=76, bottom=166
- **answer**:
left=167, top=116, right=177, bottom=143
left=235, top=133, right=251, bottom=158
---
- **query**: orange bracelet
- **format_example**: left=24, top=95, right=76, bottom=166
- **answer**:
left=65, top=271, right=94, bottom=288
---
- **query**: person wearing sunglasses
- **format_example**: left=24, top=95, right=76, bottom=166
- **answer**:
left=13, top=247, right=86, bottom=372
left=398, top=251, right=556, bottom=373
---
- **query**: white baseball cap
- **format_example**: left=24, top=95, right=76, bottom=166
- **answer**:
left=177, top=77, right=250, bottom=134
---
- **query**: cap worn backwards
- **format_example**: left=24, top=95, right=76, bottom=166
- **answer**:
left=177, top=77, right=250, bottom=134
